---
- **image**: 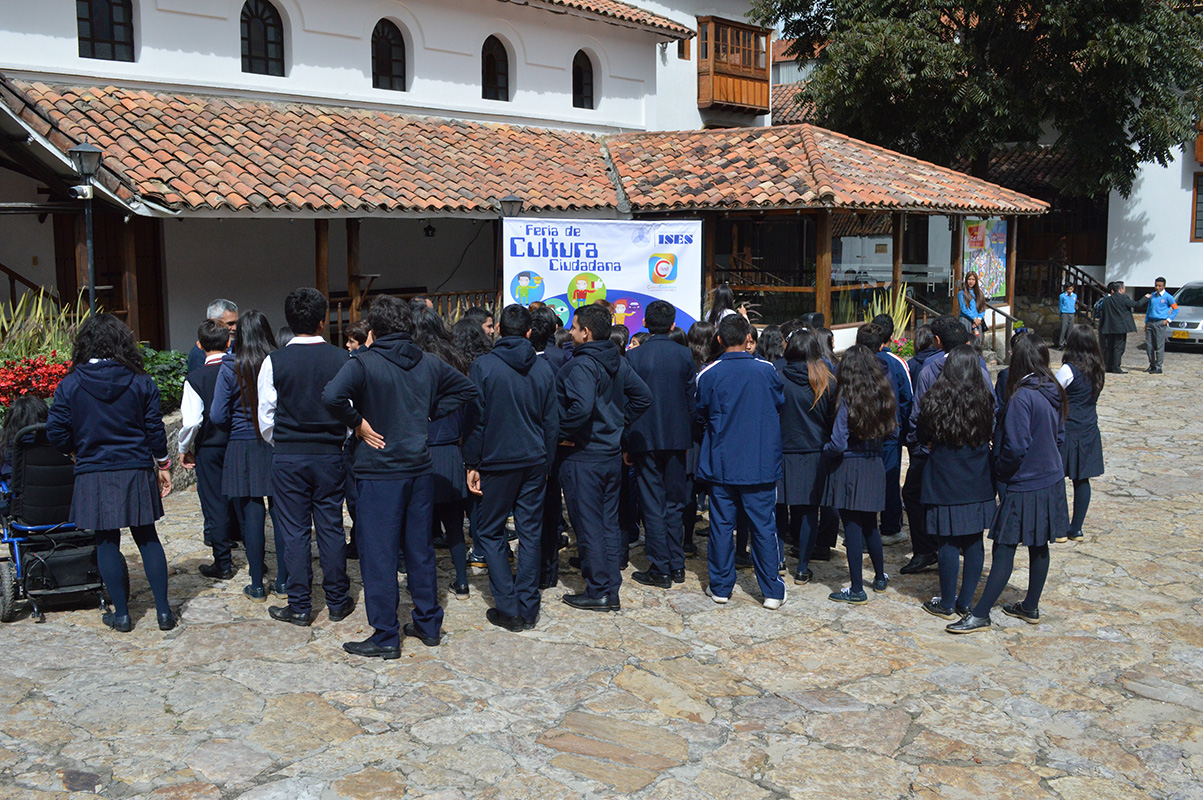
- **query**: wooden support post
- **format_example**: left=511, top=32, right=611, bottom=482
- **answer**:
left=314, top=219, right=329, bottom=300
left=346, top=218, right=361, bottom=323
left=816, top=209, right=832, bottom=323
left=1006, top=215, right=1018, bottom=309
left=121, top=219, right=140, bottom=340
left=703, top=213, right=717, bottom=310
left=891, top=211, right=904, bottom=302
left=950, top=215, right=963, bottom=314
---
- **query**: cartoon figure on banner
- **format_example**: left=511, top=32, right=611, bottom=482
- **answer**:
left=568, top=273, right=606, bottom=308
left=545, top=298, right=571, bottom=326
left=612, top=298, right=641, bottom=329
left=510, top=270, right=544, bottom=306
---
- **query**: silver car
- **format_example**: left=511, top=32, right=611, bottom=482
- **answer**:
left=1167, top=281, right=1203, bottom=347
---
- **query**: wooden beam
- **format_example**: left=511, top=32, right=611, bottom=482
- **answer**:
left=950, top=214, right=963, bottom=314
left=703, top=213, right=716, bottom=309
left=314, top=219, right=329, bottom=301
left=816, top=209, right=832, bottom=323
left=891, top=211, right=904, bottom=302
left=346, top=218, right=361, bottom=323
left=121, top=219, right=140, bottom=339
left=1006, top=215, right=1018, bottom=308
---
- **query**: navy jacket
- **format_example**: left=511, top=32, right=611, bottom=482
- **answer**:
left=993, top=375, right=1065, bottom=492
left=46, top=361, right=169, bottom=475
left=876, top=349, right=913, bottom=446
left=1064, top=363, right=1098, bottom=435
left=907, top=347, right=941, bottom=387
left=625, top=334, right=696, bottom=453
left=538, top=343, right=567, bottom=372
left=211, top=356, right=262, bottom=441
left=778, top=360, right=830, bottom=453
left=906, top=349, right=992, bottom=451
left=695, top=352, right=784, bottom=485
left=462, top=336, right=558, bottom=471
left=322, top=333, right=480, bottom=480
left=823, top=400, right=885, bottom=460
left=922, top=443, right=995, bottom=506
left=556, top=340, right=651, bottom=461
left=426, top=408, right=463, bottom=447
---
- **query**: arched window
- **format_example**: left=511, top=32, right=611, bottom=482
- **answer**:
left=372, top=20, right=406, bottom=91
left=241, top=0, right=285, bottom=76
left=77, top=0, right=135, bottom=62
left=572, top=50, right=594, bottom=110
left=482, top=36, right=509, bottom=102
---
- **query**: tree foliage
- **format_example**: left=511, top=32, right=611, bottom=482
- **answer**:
left=752, top=0, right=1203, bottom=196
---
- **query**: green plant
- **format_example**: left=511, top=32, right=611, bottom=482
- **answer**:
left=862, top=283, right=913, bottom=336
left=140, top=345, right=188, bottom=414
left=0, top=291, right=90, bottom=361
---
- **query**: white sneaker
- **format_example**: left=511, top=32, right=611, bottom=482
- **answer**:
left=705, top=586, right=729, bottom=604
left=763, top=589, right=787, bottom=610
left=880, top=532, right=908, bottom=546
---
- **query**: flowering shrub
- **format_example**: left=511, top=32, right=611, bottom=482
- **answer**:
left=889, top=337, right=915, bottom=359
left=0, top=353, right=70, bottom=407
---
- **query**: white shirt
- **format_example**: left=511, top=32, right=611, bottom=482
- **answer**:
left=1055, top=363, right=1074, bottom=389
left=256, top=335, right=326, bottom=446
left=177, top=353, right=223, bottom=454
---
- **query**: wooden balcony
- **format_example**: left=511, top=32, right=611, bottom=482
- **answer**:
left=697, top=16, right=770, bottom=115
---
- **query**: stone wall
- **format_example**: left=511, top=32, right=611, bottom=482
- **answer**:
left=162, top=411, right=196, bottom=494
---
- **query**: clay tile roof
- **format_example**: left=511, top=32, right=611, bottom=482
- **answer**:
left=607, top=124, right=1049, bottom=215
left=955, top=144, right=1080, bottom=198
left=771, top=82, right=811, bottom=126
left=528, top=0, right=693, bottom=38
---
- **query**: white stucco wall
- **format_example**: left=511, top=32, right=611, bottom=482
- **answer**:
left=0, top=169, right=60, bottom=304
left=1106, top=148, right=1202, bottom=289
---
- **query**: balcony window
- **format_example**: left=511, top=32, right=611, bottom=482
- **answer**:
left=696, top=17, right=770, bottom=114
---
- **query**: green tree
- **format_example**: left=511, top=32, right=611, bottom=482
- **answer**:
left=753, top=0, right=1203, bottom=196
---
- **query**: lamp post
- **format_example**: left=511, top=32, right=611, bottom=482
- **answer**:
left=499, top=194, right=524, bottom=218
left=67, top=142, right=103, bottom=314
left=495, top=194, right=523, bottom=310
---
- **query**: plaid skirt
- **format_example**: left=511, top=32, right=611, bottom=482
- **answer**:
left=990, top=481, right=1068, bottom=547
left=777, top=452, right=825, bottom=507
left=71, top=468, right=163, bottom=531
left=222, top=439, right=274, bottom=498
left=926, top=499, right=997, bottom=538
left=822, top=455, right=886, bottom=513
left=429, top=443, right=467, bottom=504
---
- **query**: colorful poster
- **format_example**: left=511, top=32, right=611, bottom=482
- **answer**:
left=963, top=218, right=1008, bottom=299
left=502, top=218, right=703, bottom=332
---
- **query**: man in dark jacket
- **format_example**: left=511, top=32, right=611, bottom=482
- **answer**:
left=557, top=304, right=652, bottom=611
left=323, top=296, right=479, bottom=659
left=463, top=305, right=559, bottom=631
left=625, top=300, right=696, bottom=588
left=1098, top=281, right=1138, bottom=373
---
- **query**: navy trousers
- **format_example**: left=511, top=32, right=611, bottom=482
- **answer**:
left=271, top=454, right=349, bottom=616
left=540, top=456, right=565, bottom=586
left=194, top=446, right=234, bottom=571
left=561, top=457, right=622, bottom=599
left=633, top=450, right=687, bottom=575
left=478, top=465, right=546, bottom=621
left=902, top=452, right=935, bottom=556
left=707, top=483, right=786, bottom=601
left=881, top=439, right=903, bottom=536
left=357, top=474, right=443, bottom=648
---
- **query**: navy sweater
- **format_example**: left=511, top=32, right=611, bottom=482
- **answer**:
left=823, top=400, right=885, bottom=460
left=538, top=343, right=567, bottom=372
left=185, top=362, right=228, bottom=450
left=778, top=360, right=830, bottom=453
left=993, top=376, right=1066, bottom=492
left=427, top=408, right=464, bottom=447
left=625, top=334, right=696, bottom=453
left=211, top=356, right=262, bottom=441
left=907, top=347, right=941, bottom=387
left=922, top=443, right=995, bottom=506
left=556, top=340, right=651, bottom=461
left=462, top=336, right=558, bottom=470
left=46, top=361, right=169, bottom=475
left=322, top=333, right=480, bottom=480
left=876, top=349, right=913, bottom=445
left=695, top=351, right=784, bottom=485
left=267, top=341, right=349, bottom=455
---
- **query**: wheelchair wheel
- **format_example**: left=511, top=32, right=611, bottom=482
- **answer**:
left=0, top=560, right=16, bottom=622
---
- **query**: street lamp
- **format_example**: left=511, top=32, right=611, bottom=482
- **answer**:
left=499, top=194, right=524, bottom=217
left=68, top=142, right=103, bottom=314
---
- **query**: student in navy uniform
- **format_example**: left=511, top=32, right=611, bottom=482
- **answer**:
left=610, top=322, right=641, bottom=560
left=948, top=334, right=1067, bottom=634
left=1055, top=325, right=1105, bottom=543
left=463, top=304, right=559, bottom=631
left=47, top=314, right=175, bottom=632
left=323, top=296, right=479, bottom=659
left=341, top=319, right=371, bottom=561
left=682, top=320, right=716, bottom=558
left=257, top=289, right=352, bottom=625
left=858, top=320, right=913, bottom=547
left=777, top=327, right=832, bottom=584
left=695, top=314, right=787, bottom=609
left=211, top=310, right=276, bottom=603
left=530, top=305, right=567, bottom=587
left=187, top=299, right=238, bottom=372
left=625, top=300, right=696, bottom=589
left=812, top=325, right=840, bottom=561
left=825, top=344, right=897, bottom=605
left=915, top=345, right=996, bottom=620
left=180, top=319, right=236, bottom=580
left=556, top=304, right=651, bottom=612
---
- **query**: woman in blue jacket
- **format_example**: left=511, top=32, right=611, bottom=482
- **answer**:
left=958, top=272, right=985, bottom=338
left=47, top=314, right=174, bottom=633
left=949, top=334, right=1067, bottom=634
left=1056, top=325, right=1105, bottom=542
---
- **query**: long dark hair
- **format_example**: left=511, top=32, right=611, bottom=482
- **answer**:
left=919, top=345, right=993, bottom=447
left=962, top=271, right=985, bottom=310
left=686, top=320, right=716, bottom=368
left=1005, top=333, right=1067, bottom=420
left=1, top=394, right=49, bottom=461
left=784, top=327, right=831, bottom=407
left=232, top=309, right=276, bottom=435
left=757, top=325, right=785, bottom=361
left=1062, top=324, right=1105, bottom=402
left=707, top=284, right=737, bottom=325
left=413, top=306, right=468, bottom=374
left=70, top=313, right=144, bottom=374
left=452, top=318, right=493, bottom=362
left=835, top=344, right=897, bottom=441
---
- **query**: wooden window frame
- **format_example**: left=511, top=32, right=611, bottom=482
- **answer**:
left=677, top=38, right=691, bottom=61
left=77, top=0, right=135, bottom=63
left=241, top=0, right=285, bottom=77
left=572, top=50, right=594, bottom=110
left=1192, top=172, right=1203, bottom=242
left=371, top=19, right=407, bottom=91
left=697, top=16, right=768, bottom=80
left=482, top=35, right=510, bottom=102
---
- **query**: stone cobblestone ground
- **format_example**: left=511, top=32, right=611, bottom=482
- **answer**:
left=1, top=329, right=1200, bottom=799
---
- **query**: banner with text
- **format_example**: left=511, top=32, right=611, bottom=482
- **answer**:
left=502, top=218, right=703, bottom=333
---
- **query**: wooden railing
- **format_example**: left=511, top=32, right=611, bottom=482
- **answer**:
left=982, top=300, right=1022, bottom=363
left=0, top=260, right=59, bottom=305
left=904, top=294, right=942, bottom=330
left=331, top=288, right=499, bottom=344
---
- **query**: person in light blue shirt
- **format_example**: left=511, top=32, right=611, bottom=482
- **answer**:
left=1057, top=285, right=1078, bottom=348
left=957, top=272, right=985, bottom=339
left=1138, top=277, right=1179, bottom=374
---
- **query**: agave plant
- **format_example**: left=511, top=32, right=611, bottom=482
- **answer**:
left=863, top=283, right=913, bottom=335
left=0, top=290, right=91, bottom=362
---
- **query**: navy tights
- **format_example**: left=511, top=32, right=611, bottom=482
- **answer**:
left=840, top=509, right=884, bottom=594
left=96, top=525, right=170, bottom=618
left=433, top=501, right=467, bottom=585
left=935, top=533, right=985, bottom=611
left=972, top=542, right=1051, bottom=618
left=1069, top=479, right=1091, bottom=535
left=238, top=497, right=267, bottom=590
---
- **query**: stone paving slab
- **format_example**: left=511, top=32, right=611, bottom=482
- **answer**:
left=1, top=329, right=1201, bottom=799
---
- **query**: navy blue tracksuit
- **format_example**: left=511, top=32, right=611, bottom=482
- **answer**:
left=557, top=340, right=651, bottom=601
left=695, top=352, right=786, bottom=601
left=323, top=333, right=479, bottom=648
left=625, top=334, right=696, bottom=576
left=462, top=336, right=558, bottom=623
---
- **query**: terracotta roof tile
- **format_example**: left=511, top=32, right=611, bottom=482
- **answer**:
left=528, top=0, right=693, bottom=37
left=955, top=145, right=1079, bottom=198
left=771, top=82, right=811, bottom=126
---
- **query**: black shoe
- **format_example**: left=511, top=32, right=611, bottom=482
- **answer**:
left=900, top=553, right=938, bottom=574
left=486, top=608, right=525, bottom=632
left=793, top=570, right=812, bottom=585
left=521, top=615, right=539, bottom=631
left=568, top=556, right=582, bottom=570
left=328, top=599, right=356, bottom=622
left=539, top=578, right=557, bottom=590
left=956, top=604, right=971, bottom=617
left=157, top=610, right=177, bottom=631
left=1002, top=602, right=1041, bottom=624
left=1151, top=368, right=1163, bottom=374
left=922, top=599, right=958, bottom=620
left=562, top=593, right=620, bottom=612
left=809, top=546, right=832, bottom=562
left=404, top=622, right=441, bottom=647
left=346, top=542, right=359, bottom=560
left=467, top=550, right=487, bottom=569
left=734, top=554, right=753, bottom=570
left=683, top=543, right=698, bottom=558
left=632, top=570, right=672, bottom=589
left=946, top=614, right=992, bottom=634
left=451, top=582, right=470, bottom=600
left=670, top=569, right=685, bottom=584
left=872, top=574, right=890, bottom=593
left=343, top=638, right=400, bottom=660
left=102, top=612, right=132, bottom=632
left=1115, top=368, right=1127, bottom=374
left=243, top=584, right=267, bottom=603
left=432, top=534, right=448, bottom=549
left=271, top=580, right=288, bottom=599
left=789, top=546, right=801, bottom=559
left=1066, top=530, right=1084, bottom=541
left=198, top=563, right=235, bottom=580
left=268, top=605, right=313, bottom=627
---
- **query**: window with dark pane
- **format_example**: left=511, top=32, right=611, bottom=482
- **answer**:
left=482, top=36, right=509, bottom=101
left=241, top=0, right=285, bottom=76
left=1194, top=173, right=1203, bottom=241
left=372, top=19, right=406, bottom=91
left=77, top=0, right=135, bottom=62
left=572, top=50, right=594, bottom=109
